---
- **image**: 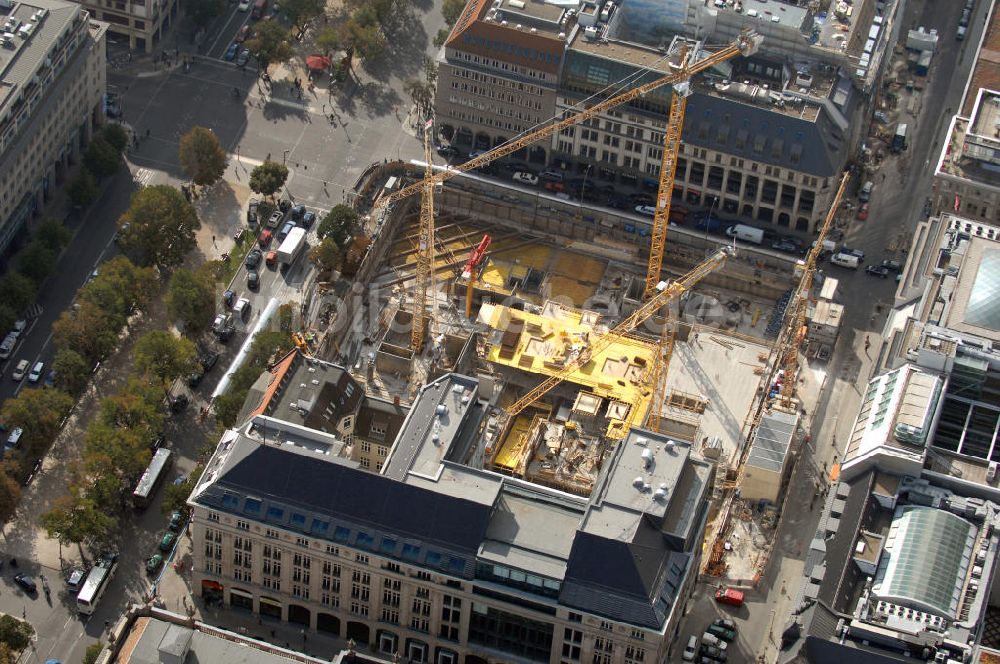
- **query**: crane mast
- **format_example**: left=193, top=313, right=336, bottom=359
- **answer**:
left=504, top=247, right=734, bottom=419
left=777, top=172, right=850, bottom=409
left=375, top=32, right=761, bottom=211
left=411, top=124, right=437, bottom=351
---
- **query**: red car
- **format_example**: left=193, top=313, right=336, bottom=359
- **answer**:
left=258, top=229, right=273, bottom=247
left=714, top=587, right=745, bottom=607
left=265, top=250, right=278, bottom=268
left=856, top=203, right=869, bottom=221
left=236, top=25, right=252, bottom=42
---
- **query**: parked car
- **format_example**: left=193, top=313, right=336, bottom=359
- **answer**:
left=200, top=352, right=220, bottom=372
left=266, top=210, right=283, bottom=229
left=512, top=172, right=539, bottom=186
left=881, top=259, right=903, bottom=272
left=290, top=204, right=306, bottom=220
left=223, top=289, right=237, bottom=308
left=711, top=618, right=737, bottom=632
left=168, top=511, right=185, bottom=532
left=701, top=633, right=728, bottom=651
left=159, top=532, right=177, bottom=552
left=44, top=369, right=56, bottom=388
left=65, top=568, right=88, bottom=591
left=866, top=264, right=889, bottom=278
left=247, top=270, right=260, bottom=290
left=187, top=368, right=206, bottom=388
left=706, top=623, right=737, bottom=642
left=278, top=198, right=292, bottom=213
left=11, top=359, right=28, bottom=382
left=843, top=247, right=865, bottom=259
left=682, top=636, right=699, bottom=662
left=856, top=203, right=869, bottom=221
left=266, top=250, right=278, bottom=268
left=245, top=248, right=263, bottom=269
left=301, top=211, right=316, bottom=229
left=258, top=229, right=273, bottom=247
left=27, top=361, right=43, bottom=384
left=247, top=198, right=259, bottom=224
left=634, top=205, right=657, bottom=217
left=169, top=394, right=189, bottom=414
left=539, top=170, right=564, bottom=182
left=13, top=573, right=36, bottom=594
left=236, top=48, right=251, bottom=67
left=468, top=149, right=488, bottom=159
left=236, top=24, right=252, bottom=42
left=714, top=587, right=745, bottom=607
left=4, top=428, right=22, bottom=452
left=699, top=644, right=726, bottom=662
left=223, top=43, right=238, bottom=61
left=436, top=144, right=459, bottom=158
left=145, top=554, right=164, bottom=575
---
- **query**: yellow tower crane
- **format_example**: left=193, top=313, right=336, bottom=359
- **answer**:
left=373, top=32, right=762, bottom=213
left=504, top=247, right=734, bottom=420
left=411, top=122, right=438, bottom=351
left=776, top=172, right=850, bottom=410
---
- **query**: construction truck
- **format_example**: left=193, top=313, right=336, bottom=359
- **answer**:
left=276, top=226, right=307, bottom=267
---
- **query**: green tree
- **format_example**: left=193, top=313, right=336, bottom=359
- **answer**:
left=15, top=241, right=56, bottom=285
left=117, top=185, right=201, bottom=268
left=178, top=126, right=228, bottom=187
left=0, top=464, right=21, bottom=525
left=0, top=615, right=33, bottom=652
left=83, top=136, right=120, bottom=179
left=315, top=26, right=340, bottom=55
left=82, top=642, right=104, bottom=664
left=101, top=124, right=129, bottom=153
left=339, top=16, right=385, bottom=61
left=248, top=161, right=289, bottom=199
left=0, top=641, right=15, bottom=664
left=166, top=268, right=216, bottom=335
left=97, top=378, right=165, bottom=435
left=403, top=78, right=435, bottom=119
left=0, top=305, right=14, bottom=339
left=84, top=422, right=151, bottom=484
left=53, top=348, right=91, bottom=396
left=133, top=330, right=198, bottom=389
left=0, top=272, right=35, bottom=314
left=284, top=0, right=324, bottom=29
left=35, top=217, right=71, bottom=253
left=78, top=256, right=158, bottom=326
left=317, top=204, right=359, bottom=246
left=278, top=303, right=294, bottom=333
left=40, top=486, right=117, bottom=557
left=181, top=0, right=225, bottom=25
left=52, top=302, right=120, bottom=365
left=433, top=27, right=450, bottom=48
left=246, top=20, right=294, bottom=72
left=442, top=0, right=465, bottom=24
left=308, top=236, right=340, bottom=272
left=0, top=388, right=73, bottom=456
left=67, top=168, right=99, bottom=207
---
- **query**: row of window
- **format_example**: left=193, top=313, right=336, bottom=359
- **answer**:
left=449, top=81, right=545, bottom=111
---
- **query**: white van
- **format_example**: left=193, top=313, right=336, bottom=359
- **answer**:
left=831, top=252, right=861, bottom=269
left=0, top=332, right=16, bottom=360
left=682, top=635, right=698, bottom=661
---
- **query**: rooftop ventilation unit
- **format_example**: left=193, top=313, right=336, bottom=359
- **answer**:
left=641, top=448, right=653, bottom=469
left=508, top=0, right=525, bottom=7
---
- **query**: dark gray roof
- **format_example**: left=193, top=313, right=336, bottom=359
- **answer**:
left=817, top=471, right=874, bottom=609
left=683, top=92, right=849, bottom=177
left=200, top=443, right=493, bottom=557
left=561, top=518, right=685, bottom=628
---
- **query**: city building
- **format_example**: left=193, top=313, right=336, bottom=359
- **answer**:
left=68, top=0, right=176, bottom=54
left=933, top=1, right=1000, bottom=224
left=782, top=212, right=1000, bottom=661
left=189, top=367, right=716, bottom=664
left=0, top=0, right=106, bottom=256
left=435, top=0, right=903, bottom=233
left=107, top=606, right=388, bottom=664
left=435, top=0, right=565, bottom=166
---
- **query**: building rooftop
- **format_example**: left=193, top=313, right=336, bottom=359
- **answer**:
left=444, top=0, right=568, bottom=73
left=872, top=505, right=976, bottom=619
left=746, top=409, right=795, bottom=473
left=0, top=0, right=85, bottom=136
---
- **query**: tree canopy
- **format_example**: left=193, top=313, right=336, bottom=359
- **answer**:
left=166, top=267, right=217, bottom=336
left=53, top=348, right=92, bottom=397
left=249, top=161, right=289, bottom=198
left=308, top=237, right=340, bottom=272
left=84, top=136, right=121, bottom=179
left=442, top=0, right=465, bottom=24
left=317, top=204, right=360, bottom=246
left=68, top=169, right=98, bottom=207
left=178, top=126, right=228, bottom=187
left=283, top=0, right=324, bottom=29
left=117, top=185, right=201, bottom=268
left=0, top=388, right=73, bottom=458
left=133, top=330, right=198, bottom=388
left=246, top=20, right=294, bottom=72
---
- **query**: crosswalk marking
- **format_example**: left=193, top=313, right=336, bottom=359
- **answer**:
left=133, top=168, right=154, bottom=188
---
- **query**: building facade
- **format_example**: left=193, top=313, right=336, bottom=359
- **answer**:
left=0, top=0, right=106, bottom=256
left=68, top=0, right=175, bottom=53
left=436, top=0, right=903, bottom=234
left=190, top=371, right=715, bottom=664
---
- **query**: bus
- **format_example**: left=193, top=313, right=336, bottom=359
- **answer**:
left=76, top=554, right=118, bottom=615
left=132, top=448, right=173, bottom=509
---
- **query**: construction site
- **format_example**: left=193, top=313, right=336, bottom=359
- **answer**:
left=306, top=31, right=852, bottom=590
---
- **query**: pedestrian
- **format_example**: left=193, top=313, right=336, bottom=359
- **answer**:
left=146, top=128, right=150, bottom=138
left=22, top=607, right=26, bottom=619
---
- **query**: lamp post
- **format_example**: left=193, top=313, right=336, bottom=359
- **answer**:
left=577, top=163, right=593, bottom=230
left=704, top=194, right=719, bottom=247
left=282, top=149, right=290, bottom=165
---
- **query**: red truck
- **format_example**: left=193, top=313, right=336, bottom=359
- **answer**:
left=714, top=587, right=745, bottom=607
